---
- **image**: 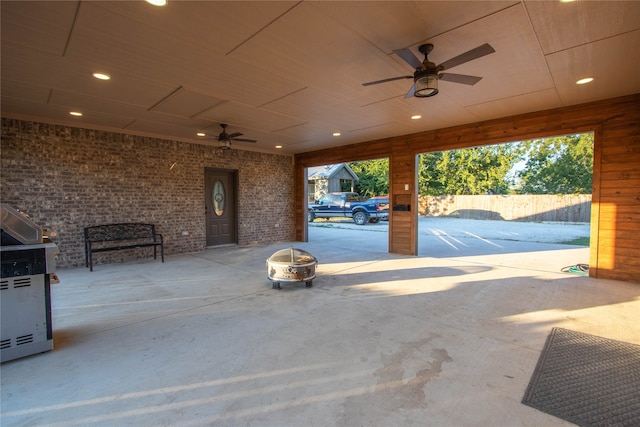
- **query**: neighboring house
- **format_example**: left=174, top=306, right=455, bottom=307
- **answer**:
left=307, top=163, right=359, bottom=202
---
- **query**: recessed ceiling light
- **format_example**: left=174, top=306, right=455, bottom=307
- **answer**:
left=93, top=72, right=111, bottom=80
left=196, top=132, right=206, bottom=137
left=275, top=145, right=283, bottom=149
left=146, top=0, right=167, bottom=6
left=332, top=132, right=341, bottom=137
left=69, top=111, right=83, bottom=117
left=576, top=77, right=594, bottom=85
left=411, top=114, right=422, bottom=120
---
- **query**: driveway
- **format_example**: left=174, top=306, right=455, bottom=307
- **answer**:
left=309, top=217, right=591, bottom=272
left=309, top=217, right=591, bottom=244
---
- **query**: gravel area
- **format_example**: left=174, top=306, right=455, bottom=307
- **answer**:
left=309, top=216, right=591, bottom=244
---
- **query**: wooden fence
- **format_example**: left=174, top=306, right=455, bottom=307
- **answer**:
left=418, top=194, right=592, bottom=223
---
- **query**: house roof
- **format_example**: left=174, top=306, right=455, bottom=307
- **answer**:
left=1, top=1, right=639, bottom=155
left=307, top=164, right=359, bottom=181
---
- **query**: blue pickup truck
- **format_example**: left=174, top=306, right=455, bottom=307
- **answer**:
left=308, top=192, right=389, bottom=225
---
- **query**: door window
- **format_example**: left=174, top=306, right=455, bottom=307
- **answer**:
left=213, top=180, right=225, bottom=216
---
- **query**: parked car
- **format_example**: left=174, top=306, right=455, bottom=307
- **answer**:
left=308, top=192, right=389, bottom=225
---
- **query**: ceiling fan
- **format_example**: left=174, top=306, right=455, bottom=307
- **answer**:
left=212, top=123, right=257, bottom=150
left=362, top=43, right=495, bottom=98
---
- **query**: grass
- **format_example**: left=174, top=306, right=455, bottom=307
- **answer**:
left=559, top=236, right=590, bottom=246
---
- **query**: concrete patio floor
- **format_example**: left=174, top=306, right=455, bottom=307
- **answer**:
left=1, top=224, right=639, bottom=426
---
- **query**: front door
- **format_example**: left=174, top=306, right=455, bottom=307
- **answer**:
left=205, top=169, right=237, bottom=246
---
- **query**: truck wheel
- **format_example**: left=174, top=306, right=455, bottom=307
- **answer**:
left=369, top=218, right=380, bottom=224
left=353, top=211, right=368, bottom=225
left=308, top=210, right=316, bottom=222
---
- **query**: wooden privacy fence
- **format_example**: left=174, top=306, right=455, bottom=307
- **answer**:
left=419, top=194, right=592, bottom=223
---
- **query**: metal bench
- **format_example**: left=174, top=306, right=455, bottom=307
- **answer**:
left=84, top=223, right=164, bottom=271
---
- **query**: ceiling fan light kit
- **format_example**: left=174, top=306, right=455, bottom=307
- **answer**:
left=414, top=72, right=439, bottom=97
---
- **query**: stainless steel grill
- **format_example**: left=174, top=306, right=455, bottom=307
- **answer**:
left=1, top=204, right=58, bottom=362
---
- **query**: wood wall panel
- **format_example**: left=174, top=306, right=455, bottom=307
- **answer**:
left=597, top=205, right=640, bottom=223
left=598, top=190, right=640, bottom=199
left=600, top=170, right=640, bottom=182
left=295, top=138, right=392, bottom=168
left=294, top=162, right=307, bottom=242
left=593, top=98, right=640, bottom=281
left=295, top=93, right=640, bottom=282
left=600, top=178, right=640, bottom=190
left=601, top=141, right=640, bottom=156
left=388, top=138, right=418, bottom=255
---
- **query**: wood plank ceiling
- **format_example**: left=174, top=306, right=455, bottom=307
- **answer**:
left=2, top=1, right=639, bottom=155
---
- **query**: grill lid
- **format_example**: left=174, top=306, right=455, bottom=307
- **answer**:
left=0, top=204, right=43, bottom=245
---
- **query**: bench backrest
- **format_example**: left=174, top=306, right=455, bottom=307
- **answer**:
left=85, top=223, right=156, bottom=242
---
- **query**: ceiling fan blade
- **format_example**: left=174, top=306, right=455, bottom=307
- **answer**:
left=362, top=75, right=413, bottom=86
left=393, top=48, right=422, bottom=69
left=227, top=132, right=243, bottom=139
left=439, top=73, right=483, bottom=85
left=232, top=138, right=257, bottom=143
left=404, top=83, right=416, bottom=99
left=437, top=43, right=495, bottom=71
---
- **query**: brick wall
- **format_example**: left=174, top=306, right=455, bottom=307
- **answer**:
left=1, top=118, right=295, bottom=268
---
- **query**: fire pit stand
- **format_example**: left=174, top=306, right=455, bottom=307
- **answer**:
left=266, top=247, right=317, bottom=289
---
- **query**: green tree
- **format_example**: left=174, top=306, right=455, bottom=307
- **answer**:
left=418, top=152, right=446, bottom=195
left=418, top=144, right=521, bottom=195
left=516, top=133, right=593, bottom=194
left=349, top=159, right=389, bottom=197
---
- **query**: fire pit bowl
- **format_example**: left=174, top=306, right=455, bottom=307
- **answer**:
left=266, top=247, right=317, bottom=289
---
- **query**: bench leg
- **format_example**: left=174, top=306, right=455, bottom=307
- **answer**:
left=86, top=242, right=94, bottom=271
left=153, top=245, right=164, bottom=262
